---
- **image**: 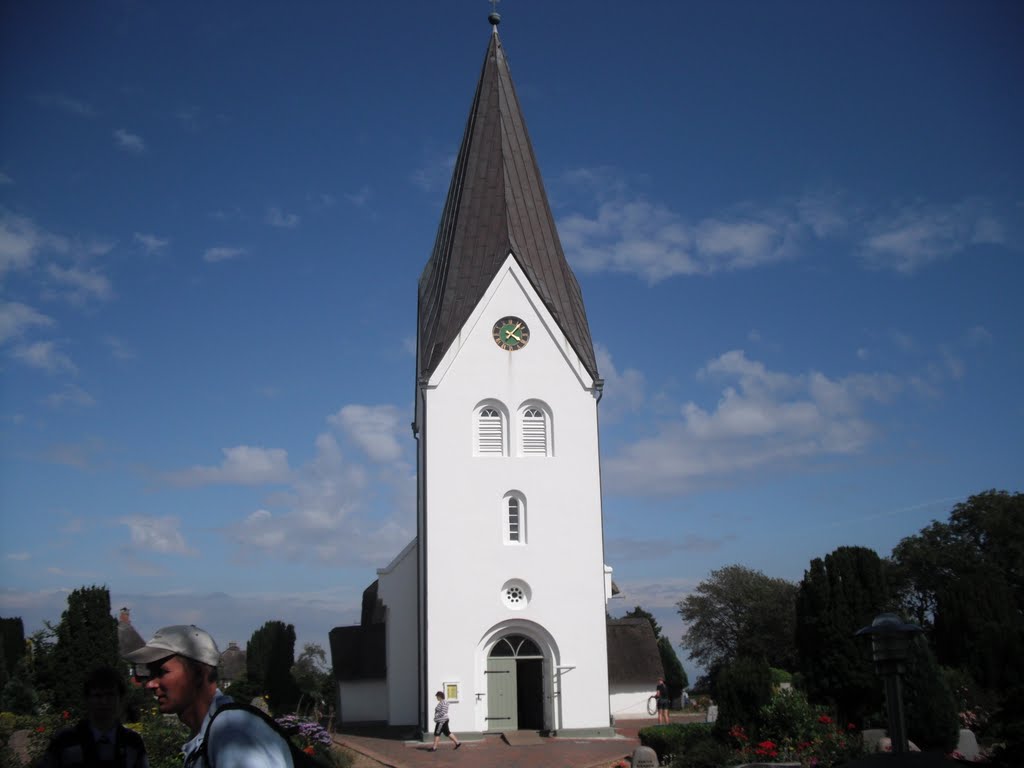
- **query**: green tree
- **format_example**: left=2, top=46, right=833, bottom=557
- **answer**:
left=291, top=642, right=332, bottom=715
left=0, top=617, right=26, bottom=686
left=678, top=564, right=798, bottom=672
left=51, top=586, right=119, bottom=714
left=247, top=620, right=300, bottom=714
left=713, top=655, right=773, bottom=738
left=902, top=637, right=959, bottom=752
left=0, top=655, right=39, bottom=714
left=657, top=635, right=688, bottom=700
left=892, top=490, right=1024, bottom=693
left=795, top=546, right=888, bottom=726
left=623, top=606, right=663, bottom=640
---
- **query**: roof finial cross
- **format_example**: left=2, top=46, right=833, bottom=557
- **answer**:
left=488, top=0, right=501, bottom=27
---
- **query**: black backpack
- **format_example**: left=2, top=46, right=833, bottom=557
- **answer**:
left=184, top=701, right=330, bottom=768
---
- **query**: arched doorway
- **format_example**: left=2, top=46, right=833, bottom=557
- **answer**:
left=485, top=634, right=545, bottom=731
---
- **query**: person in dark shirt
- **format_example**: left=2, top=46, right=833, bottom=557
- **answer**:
left=38, top=665, right=148, bottom=768
left=655, top=677, right=670, bottom=725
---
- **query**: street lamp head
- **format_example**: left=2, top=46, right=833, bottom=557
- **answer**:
left=855, top=612, right=923, bottom=666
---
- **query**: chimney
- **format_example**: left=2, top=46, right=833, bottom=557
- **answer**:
left=119, top=607, right=131, bottom=624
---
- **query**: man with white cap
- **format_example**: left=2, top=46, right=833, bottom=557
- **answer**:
left=124, top=625, right=294, bottom=767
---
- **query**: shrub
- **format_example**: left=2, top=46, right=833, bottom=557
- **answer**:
left=640, top=722, right=713, bottom=765
left=125, top=708, right=190, bottom=768
left=668, top=729, right=732, bottom=768
left=750, top=690, right=863, bottom=768
left=713, top=656, right=772, bottom=738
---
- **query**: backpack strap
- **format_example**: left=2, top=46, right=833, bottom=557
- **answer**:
left=184, top=701, right=298, bottom=768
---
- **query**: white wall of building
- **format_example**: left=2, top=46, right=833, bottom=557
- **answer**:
left=610, top=685, right=658, bottom=720
left=418, top=256, right=610, bottom=733
left=377, top=539, right=419, bottom=726
left=338, top=680, right=387, bottom=723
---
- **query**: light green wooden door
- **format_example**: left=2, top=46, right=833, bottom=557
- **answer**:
left=485, top=657, right=517, bottom=731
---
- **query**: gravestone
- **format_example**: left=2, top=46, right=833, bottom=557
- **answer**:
left=705, top=704, right=718, bottom=723
left=631, top=745, right=657, bottom=768
left=955, top=729, right=980, bottom=761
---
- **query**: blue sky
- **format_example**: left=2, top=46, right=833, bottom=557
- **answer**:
left=1, top=2, right=1021, bottom=681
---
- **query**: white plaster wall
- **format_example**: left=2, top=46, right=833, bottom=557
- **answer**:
left=421, top=257, right=610, bottom=733
left=339, top=680, right=387, bottom=723
left=378, top=540, right=419, bottom=726
left=610, top=685, right=658, bottom=719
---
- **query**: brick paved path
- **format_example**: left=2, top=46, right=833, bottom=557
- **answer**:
left=333, top=715, right=706, bottom=768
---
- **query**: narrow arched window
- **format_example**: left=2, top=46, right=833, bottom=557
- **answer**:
left=476, top=406, right=505, bottom=456
left=520, top=405, right=550, bottom=456
left=503, top=492, right=526, bottom=545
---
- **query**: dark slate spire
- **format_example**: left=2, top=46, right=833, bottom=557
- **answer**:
left=417, top=25, right=599, bottom=383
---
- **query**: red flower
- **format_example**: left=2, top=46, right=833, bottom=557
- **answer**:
left=62, top=710, right=71, bottom=720
left=847, top=722, right=857, bottom=731
left=35, top=726, right=46, bottom=733
left=303, top=746, right=315, bottom=756
left=754, top=740, right=779, bottom=758
left=818, top=714, right=832, bottom=724
left=729, top=724, right=748, bottom=742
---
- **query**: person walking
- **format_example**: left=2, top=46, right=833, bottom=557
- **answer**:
left=125, top=625, right=293, bottom=767
left=430, top=691, right=461, bottom=752
left=39, top=665, right=149, bottom=768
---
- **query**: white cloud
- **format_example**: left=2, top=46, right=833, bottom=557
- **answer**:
left=558, top=194, right=835, bottom=283
left=345, top=187, right=371, bottom=207
left=267, top=207, right=300, bottom=228
left=203, top=246, right=245, bottom=263
left=5, top=552, right=30, bottom=561
left=594, top=343, right=645, bottom=421
left=328, top=404, right=404, bottom=462
left=168, top=445, right=291, bottom=487
left=0, top=301, right=54, bottom=344
left=0, top=210, right=69, bottom=276
left=12, top=341, right=77, bottom=374
left=134, top=233, right=169, bottom=253
left=861, top=200, right=1006, bottom=273
left=230, top=431, right=412, bottom=566
left=121, top=515, right=197, bottom=556
left=114, top=128, right=147, bottom=154
left=604, top=350, right=903, bottom=495
left=34, top=92, right=96, bottom=117
left=46, top=264, right=114, bottom=303
left=46, top=384, right=95, bottom=408
left=104, top=336, right=136, bottom=360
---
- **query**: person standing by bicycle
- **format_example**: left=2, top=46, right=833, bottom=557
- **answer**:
left=654, top=677, right=670, bottom=725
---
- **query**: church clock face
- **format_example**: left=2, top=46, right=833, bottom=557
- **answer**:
left=493, top=316, right=530, bottom=351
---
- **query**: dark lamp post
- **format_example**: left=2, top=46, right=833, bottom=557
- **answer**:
left=856, top=612, right=923, bottom=754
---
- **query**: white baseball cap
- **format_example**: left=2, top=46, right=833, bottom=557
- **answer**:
left=124, top=624, right=221, bottom=667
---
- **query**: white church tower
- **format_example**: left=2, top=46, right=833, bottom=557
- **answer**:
left=334, top=12, right=614, bottom=737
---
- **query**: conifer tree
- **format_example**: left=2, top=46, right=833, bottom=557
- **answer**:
left=51, top=586, right=119, bottom=713
left=246, top=620, right=300, bottom=714
left=795, top=546, right=888, bottom=726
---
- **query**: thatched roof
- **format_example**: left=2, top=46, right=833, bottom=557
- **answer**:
left=606, top=618, right=664, bottom=685
left=219, top=641, right=246, bottom=681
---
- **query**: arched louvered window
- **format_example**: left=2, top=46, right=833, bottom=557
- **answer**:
left=476, top=406, right=505, bottom=456
left=504, top=492, right=526, bottom=545
left=520, top=405, right=550, bottom=456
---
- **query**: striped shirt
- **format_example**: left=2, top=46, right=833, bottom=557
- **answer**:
left=434, top=699, right=449, bottom=723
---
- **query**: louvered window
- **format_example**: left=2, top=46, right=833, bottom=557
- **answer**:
left=507, top=497, right=521, bottom=542
left=504, top=493, right=526, bottom=545
left=521, top=408, right=547, bottom=456
left=477, top=407, right=504, bottom=455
